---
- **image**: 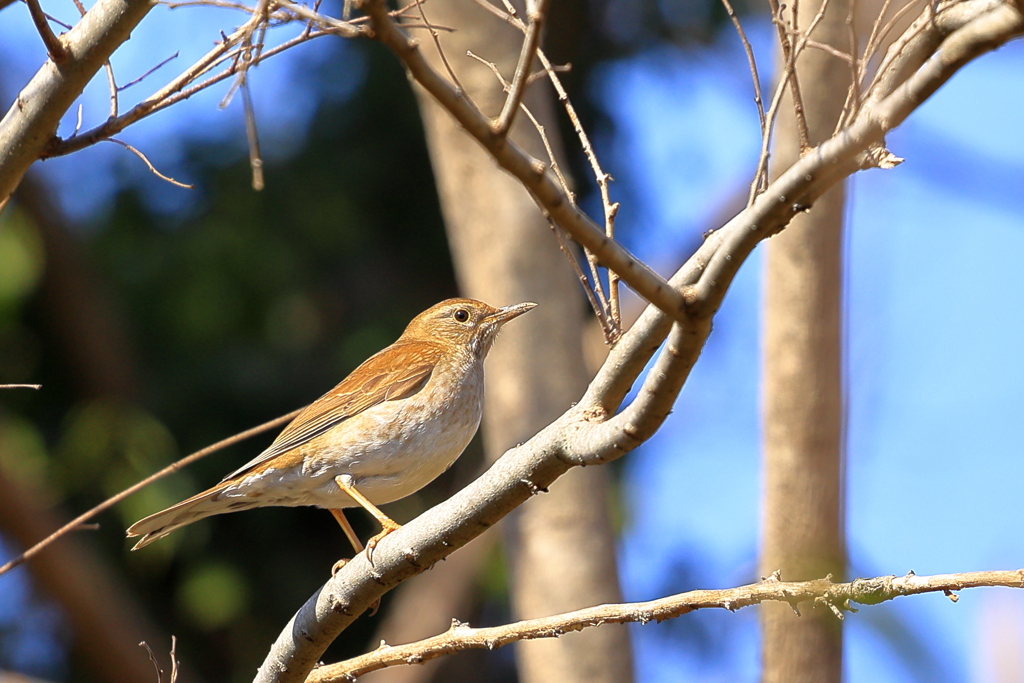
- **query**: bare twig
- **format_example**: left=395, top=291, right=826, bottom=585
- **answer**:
left=0, top=383, right=42, bottom=389
left=26, top=0, right=69, bottom=63
left=309, top=569, right=1024, bottom=682
left=767, top=0, right=812, bottom=153
left=719, top=0, right=766, bottom=134
left=241, top=78, right=265, bottom=190
left=140, top=637, right=180, bottom=683
left=140, top=642, right=163, bottom=683
left=0, top=408, right=302, bottom=578
left=465, top=47, right=619, bottom=340
left=105, top=63, right=119, bottom=118
left=408, top=0, right=465, bottom=92
left=494, top=0, right=548, bottom=136
left=119, top=52, right=180, bottom=92
left=747, top=66, right=793, bottom=205
left=550, top=223, right=610, bottom=334
left=465, top=49, right=574, bottom=200
left=107, top=138, right=193, bottom=189
left=46, top=27, right=340, bottom=159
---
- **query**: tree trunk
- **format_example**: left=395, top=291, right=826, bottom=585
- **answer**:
left=399, top=2, right=634, bottom=682
left=760, top=1, right=851, bottom=681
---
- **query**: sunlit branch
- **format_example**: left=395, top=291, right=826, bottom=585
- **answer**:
left=308, top=568, right=1024, bottom=682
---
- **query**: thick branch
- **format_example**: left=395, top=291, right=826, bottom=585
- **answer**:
left=251, top=1, right=1023, bottom=680
left=308, top=568, right=1024, bottom=681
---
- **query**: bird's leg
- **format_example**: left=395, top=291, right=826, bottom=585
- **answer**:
left=335, top=475, right=401, bottom=563
left=327, top=506, right=381, bottom=615
left=329, top=508, right=363, bottom=575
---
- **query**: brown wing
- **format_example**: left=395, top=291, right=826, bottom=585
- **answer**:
left=221, top=340, right=442, bottom=481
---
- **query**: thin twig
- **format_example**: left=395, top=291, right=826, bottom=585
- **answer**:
left=747, top=66, right=792, bottom=205
left=409, top=0, right=464, bottom=92
left=241, top=77, right=265, bottom=190
left=805, top=38, right=854, bottom=62
left=550, top=223, right=614, bottom=338
left=105, top=62, right=119, bottom=118
left=465, top=50, right=574, bottom=201
left=719, top=0, right=765, bottom=134
left=119, top=52, right=180, bottom=92
left=308, top=569, right=1024, bottom=682
left=536, top=47, right=620, bottom=337
left=26, top=0, right=69, bottom=63
left=0, top=408, right=302, bottom=578
left=494, top=0, right=547, bottom=136
left=47, top=25, right=339, bottom=158
left=785, top=0, right=812, bottom=152
left=465, top=47, right=619, bottom=340
left=0, top=383, right=42, bottom=389
left=169, top=637, right=179, bottom=683
left=107, top=139, right=193, bottom=188
left=140, top=642, right=164, bottom=683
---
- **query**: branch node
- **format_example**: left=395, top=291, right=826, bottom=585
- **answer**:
left=944, top=589, right=960, bottom=603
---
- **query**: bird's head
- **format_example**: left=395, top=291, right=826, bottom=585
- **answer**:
left=402, top=298, right=536, bottom=358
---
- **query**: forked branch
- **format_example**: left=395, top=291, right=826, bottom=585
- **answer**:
left=253, top=2, right=1024, bottom=681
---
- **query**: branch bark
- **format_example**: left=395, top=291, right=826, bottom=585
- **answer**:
left=252, top=2, right=1024, bottom=680
left=0, top=0, right=155, bottom=202
left=306, top=568, right=1024, bottom=681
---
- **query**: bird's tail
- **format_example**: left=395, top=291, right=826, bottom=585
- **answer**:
left=126, top=483, right=257, bottom=550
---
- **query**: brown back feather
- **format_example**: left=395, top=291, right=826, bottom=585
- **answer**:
left=221, top=340, right=442, bottom=481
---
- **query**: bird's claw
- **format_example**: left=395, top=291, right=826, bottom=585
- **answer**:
left=365, top=520, right=402, bottom=566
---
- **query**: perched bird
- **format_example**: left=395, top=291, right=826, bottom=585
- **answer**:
left=127, top=298, right=535, bottom=559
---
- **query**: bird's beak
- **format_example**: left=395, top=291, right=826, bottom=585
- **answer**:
left=487, top=302, right=537, bottom=325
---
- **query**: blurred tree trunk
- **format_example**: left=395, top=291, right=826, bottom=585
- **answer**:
left=760, top=1, right=851, bottom=681
left=393, top=2, right=634, bottom=682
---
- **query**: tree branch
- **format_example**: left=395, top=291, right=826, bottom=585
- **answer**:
left=307, top=568, right=1024, bottom=682
left=251, top=2, right=1023, bottom=681
left=26, top=0, right=70, bottom=63
left=0, top=0, right=156, bottom=202
left=354, top=0, right=689, bottom=324
left=494, top=0, right=547, bottom=136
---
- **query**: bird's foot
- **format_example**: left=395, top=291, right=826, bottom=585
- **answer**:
left=331, top=558, right=349, bottom=576
left=365, top=519, right=402, bottom=565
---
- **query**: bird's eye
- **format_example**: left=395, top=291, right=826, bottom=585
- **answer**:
left=453, top=308, right=470, bottom=323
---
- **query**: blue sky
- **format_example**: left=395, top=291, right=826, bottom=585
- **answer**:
left=3, top=3, right=1024, bottom=681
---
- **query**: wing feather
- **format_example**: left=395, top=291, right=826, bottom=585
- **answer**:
left=222, top=341, right=441, bottom=481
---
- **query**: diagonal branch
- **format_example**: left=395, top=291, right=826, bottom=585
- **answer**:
left=307, top=568, right=1024, bottom=682
left=252, top=2, right=1024, bottom=681
left=0, top=408, right=301, bottom=578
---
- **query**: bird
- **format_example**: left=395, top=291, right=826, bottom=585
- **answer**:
left=127, top=298, right=535, bottom=561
